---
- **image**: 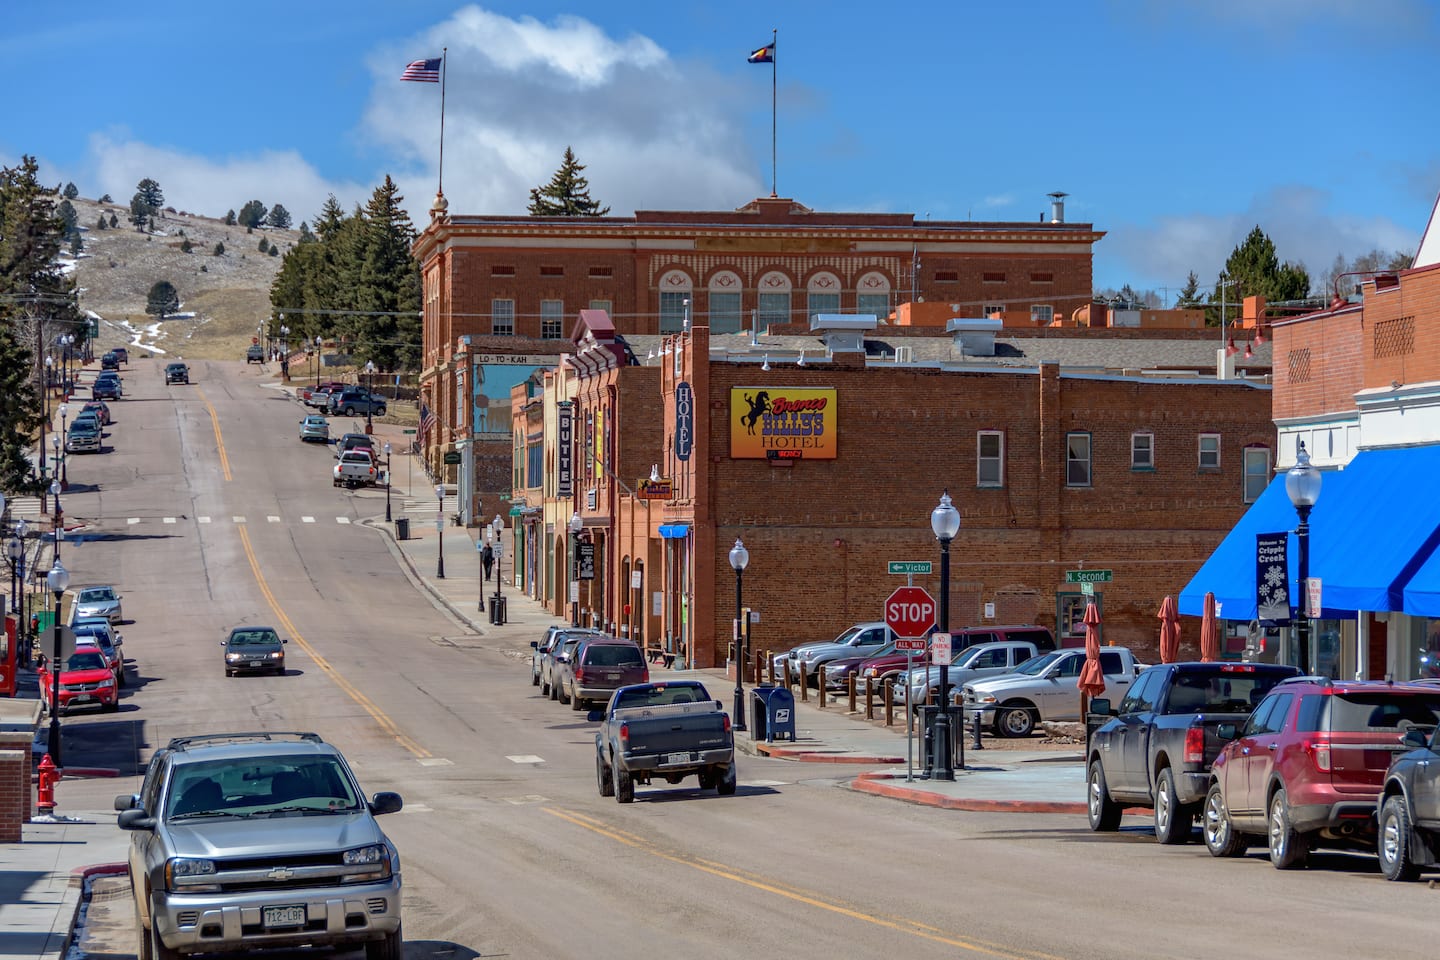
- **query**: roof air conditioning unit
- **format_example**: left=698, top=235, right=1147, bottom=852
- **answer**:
left=895, top=345, right=914, bottom=363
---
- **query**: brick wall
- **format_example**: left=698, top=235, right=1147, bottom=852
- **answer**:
left=0, top=750, right=26, bottom=841
left=1272, top=307, right=1364, bottom=423
left=1361, top=266, right=1440, bottom=390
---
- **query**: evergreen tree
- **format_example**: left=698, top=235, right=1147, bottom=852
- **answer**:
left=129, top=192, right=150, bottom=231
left=223, top=209, right=237, bottom=226
left=136, top=177, right=164, bottom=212
left=267, top=204, right=292, bottom=229
left=98, top=193, right=112, bottom=204
left=527, top=147, right=610, bottom=216
left=96, top=214, right=107, bottom=231
left=70, top=235, right=83, bottom=255
left=146, top=280, right=180, bottom=319
left=268, top=243, right=279, bottom=256
left=63, top=182, right=78, bottom=199
left=1175, top=271, right=1202, bottom=308
left=238, top=200, right=268, bottom=229
left=57, top=199, right=78, bottom=237
left=213, top=242, right=225, bottom=256
left=298, top=221, right=316, bottom=243
left=258, top=237, right=270, bottom=254
left=108, top=212, right=118, bottom=228
left=180, top=238, right=193, bottom=253
left=1207, top=226, right=1310, bottom=326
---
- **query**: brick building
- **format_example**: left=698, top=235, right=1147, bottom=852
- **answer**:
left=511, top=312, right=1275, bottom=667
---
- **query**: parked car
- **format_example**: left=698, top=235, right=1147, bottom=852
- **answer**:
left=93, top=373, right=122, bottom=399
left=82, top=399, right=111, bottom=425
left=223, top=626, right=288, bottom=676
left=893, top=640, right=1044, bottom=706
left=951, top=624, right=1056, bottom=654
left=333, top=450, right=377, bottom=488
left=74, top=585, right=124, bottom=624
left=101, top=351, right=120, bottom=370
left=113, top=346, right=128, bottom=364
left=336, top=433, right=375, bottom=457
left=246, top=344, right=265, bottom=363
left=70, top=618, right=126, bottom=687
left=530, top=626, right=601, bottom=686
left=38, top=645, right=118, bottom=713
left=1203, top=678, right=1440, bottom=868
left=543, top=634, right=589, bottom=700
left=962, top=647, right=1142, bottom=738
left=66, top=420, right=101, bottom=453
left=777, top=622, right=896, bottom=687
left=299, top=415, right=330, bottom=443
left=116, top=731, right=404, bottom=960
left=1085, top=661, right=1300, bottom=842
left=559, top=637, right=648, bottom=711
left=164, top=362, right=189, bottom=384
left=329, top=389, right=387, bottom=418
left=1378, top=724, right=1440, bottom=880
left=305, top=382, right=350, bottom=408
left=822, top=640, right=898, bottom=691
left=594, top=680, right=735, bottom=802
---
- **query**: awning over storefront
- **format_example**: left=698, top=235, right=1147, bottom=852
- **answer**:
left=1179, top=476, right=1304, bottom=620
left=1404, top=547, right=1440, bottom=617
left=659, top=524, right=690, bottom=539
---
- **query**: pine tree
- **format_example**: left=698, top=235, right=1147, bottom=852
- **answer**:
left=96, top=214, right=107, bottom=231
left=213, top=242, right=225, bottom=256
left=223, top=209, right=237, bottom=226
left=267, top=204, right=292, bottom=229
left=268, top=244, right=279, bottom=256
left=108, top=212, right=118, bottom=228
left=98, top=193, right=112, bottom=204
left=298, top=221, right=316, bottom=243
left=1175, top=271, right=1202, bottom=308
left=527, top=147, right=611, bottom=216
left=146, top=280, right=180, bottom=319
left=180, top=238, right=193, bottom=253
left=129, top=192, right=150, bottom=231
left=258, top=237, right=270, bottom=253
left=70, top=235, right=83, bottom=255
left=238, top=200, right=268, bottom=229
left=1210, top=226, right=1311, bottom=325
left=57, top=199, right=78, bottom=237
left=136, top=177, right=164, bottom=212
left=63, top=182, right=78, bottom=200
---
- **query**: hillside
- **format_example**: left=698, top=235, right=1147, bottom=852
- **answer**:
left=66, top=197, right=299, bottom=361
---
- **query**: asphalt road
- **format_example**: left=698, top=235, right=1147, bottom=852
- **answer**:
left=49, top=358, right=1440, bottom=960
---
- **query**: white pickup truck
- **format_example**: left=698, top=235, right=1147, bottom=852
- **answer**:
left=962, top=646, right=1142, bottom=738
left=332, top=450, right=377, bottom=488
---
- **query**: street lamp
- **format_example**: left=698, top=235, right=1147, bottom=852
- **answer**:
left=1285, top=440, right=1322, bottom=675
left=930, top=490, right=961, bottom=781
left=492, top=515, right=505, bottom=622
left=729, top=538, right=750, bottom=732
left=364, top=361, right=377, bottom=433
left=50, top=479, right=62, bottom=564
left=314, top=336, right=323, bottom=388
left=46, top=560, right=68, bottom=766
left=383, top=442, right=393, bottom=522
left=58, top=402, right=68, bottom=487
left=569, top=512, right=584, bottom=627
left=435, top=484, right=446, bottom=579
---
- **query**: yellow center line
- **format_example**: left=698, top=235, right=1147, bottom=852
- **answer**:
left=195, top=387, right=232, bottom=481
left=237, top=525, right=430, bottom=758
left=544, top=807, right=1063, bottom=960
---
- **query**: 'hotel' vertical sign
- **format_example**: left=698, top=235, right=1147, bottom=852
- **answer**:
left=557, top=402, right=574, bottom=497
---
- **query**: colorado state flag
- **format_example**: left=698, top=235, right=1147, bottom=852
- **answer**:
left=747, top=43, right=774, bottom=64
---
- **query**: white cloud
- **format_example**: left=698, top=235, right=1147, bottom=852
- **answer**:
left=1103, top=184, right=1420, bottom=292
left=364, top=5, right=764, bottom=217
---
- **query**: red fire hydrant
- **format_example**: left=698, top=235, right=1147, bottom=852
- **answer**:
left=37, top=753, right=60, bottom=816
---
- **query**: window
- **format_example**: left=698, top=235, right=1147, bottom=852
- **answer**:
left=540, top=265, right=564, bottom=277
left=540, top=300, right=564, bottom=339
left=589, top=266, right=613, bottom=279
left=708, top=292, right=742, bottom=334
left=1031, top=304, right=1054, bottom=324
left=1199, top=433, right=1221, bottom=470
left=491, top=299, right=514, bottom=336
left=857, top=293, right=889, bottom=319
left=758, top=292, right=790, bottom=329
left=1118, top=670, right=1161, bottom=714
left=983, top=303, right=1005, bottom=319
left=1131, top=432, right=1154, bottom=470
left=589, top=299, right=612, bottom=315
left=934, top=270, right=958, bottom=282
left=1243, top=693, right=1294, bottom=736
left=1066, top=432, right=1091, bottom=486
left=490, top=265, right=515, bottom=277
left=1030, top=272, right=1054, bottom=283
left=526, top=437, right=543, bottom=487
left=1243, top=446, right=1271, bottom=502
left=983, top=272, right=1006, bottom=283
left=659, top=292, right=689, bottom=332
left=977, top=431, right=1004, bottom=487
left=807, top=292, right=840, bottom=319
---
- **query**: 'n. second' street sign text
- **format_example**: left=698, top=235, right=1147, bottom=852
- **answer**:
left=888, top=561, right=932, bottom=575
left=1065, top=569, right=1113, bottom=584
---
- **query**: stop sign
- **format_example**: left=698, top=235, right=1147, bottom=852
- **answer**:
left=885, top=586, right=936, bottom=638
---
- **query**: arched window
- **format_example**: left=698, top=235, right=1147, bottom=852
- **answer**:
left=756, top=271, right=792, bottom=331
left=658, top=269, right=693, bottom=332
left=856, top=271, right=892, bottom=320
left=707, top=270, right=743, bottom=334
left=807, top=271, right=842, bottom=320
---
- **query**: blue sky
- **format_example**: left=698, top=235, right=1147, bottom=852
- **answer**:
left=5, top=0, right=1439, bottom=299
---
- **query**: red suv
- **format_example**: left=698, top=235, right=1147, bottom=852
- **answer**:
left=1203, top=678, right=1440, bottom=869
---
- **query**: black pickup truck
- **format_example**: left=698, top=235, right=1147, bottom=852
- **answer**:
left=594, top=680, right=735, bottom=803
left=1086, top=661, right=1299, bottom=843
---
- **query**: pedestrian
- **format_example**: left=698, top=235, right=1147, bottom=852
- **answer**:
left=481, top=543, right=494, bottom=582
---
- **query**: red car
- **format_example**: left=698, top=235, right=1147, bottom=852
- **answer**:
left=1204, top=678, right=1440, bottom=868
left=37, top=645, right=119, bottom=714
left=81, top=400, right=111, bottom=425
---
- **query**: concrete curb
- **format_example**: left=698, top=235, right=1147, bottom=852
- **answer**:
left=849, top=772, right=1089, bottom=814
left=358, top=516, right=489, bottom=635
left=69, top=861, right=128, bottom=887
left=754, top=742, right=903, bottom=764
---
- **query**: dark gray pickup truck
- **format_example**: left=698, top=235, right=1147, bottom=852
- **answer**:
left=1086, top=661, right=1299, bottom=843
left=594, top=680, right=735, bottom=803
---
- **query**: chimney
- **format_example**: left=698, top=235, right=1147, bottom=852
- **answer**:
left=1048, top=191, right=1068, bottom=224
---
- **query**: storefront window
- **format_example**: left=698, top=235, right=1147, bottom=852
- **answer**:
left=1056, top=592, right=1099, bottom=648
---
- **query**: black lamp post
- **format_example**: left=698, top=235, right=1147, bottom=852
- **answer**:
left=435, top=484, right=446, bottom=579
left=383, top=442, right=393, bottom=522
left=729, top=538, right=749, bottom=732
left=1285, top=441, right=1322, bottom=675
left=46, top=560, right=68, bottom=765
left=50, top=480, right=62, bottom=565
left=58, top=403, right=68, bottom=488
left=569, top=513, right=584, bottom=627
left=11, top=521, right=28, bottom=666
left=364, top=361, right=377, bottom=434
left=930, top=491, right=960, bottom=780
left=492, top=515, right=505, bottom=619
left=313, top=336, right=322, bottom=388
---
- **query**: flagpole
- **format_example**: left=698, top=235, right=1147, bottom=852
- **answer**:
left=438, top=47, right=448, bottom=196
left=770, top=28, right=777, bottom=198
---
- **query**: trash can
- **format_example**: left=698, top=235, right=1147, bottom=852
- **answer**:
left=921, top=704, right=965, bottom=775
left=489, top=596, right=507, bottom=626
left=750, top=685, right=796, bottom=743
left=394, top=517, right=410, bottom=541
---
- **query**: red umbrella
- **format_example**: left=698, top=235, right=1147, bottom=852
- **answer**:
left=1200, top=591, right=1220, bottom=663
left=1078, top=601, right=1106, bottom=713
left=1158, top=595, right=1182, bottom=664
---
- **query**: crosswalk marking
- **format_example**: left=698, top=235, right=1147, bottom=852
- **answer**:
left=198, top=517, right=211, bottom=524
left=301, top=516, right=315, bottom=523
left=336, top=517, right=351, bottom=524
left=163, top=517, right=176, bottom=524
left=506, top=755, right=545, bottom=765
left=267, top=516, right=280, bottom=523
left=127, top=518, right=139, bottom=525
left=232, top=516, right=246, bottom=524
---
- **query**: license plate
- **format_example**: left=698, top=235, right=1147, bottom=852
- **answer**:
left=665, top=752, right=691, bottom=765
left=71, top=695, right=93, bottom=703
left=263, top=904, right=306, bottom=928
left=250, top=661, right=264, bottom=668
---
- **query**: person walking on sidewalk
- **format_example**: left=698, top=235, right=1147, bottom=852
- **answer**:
left=481, top=543, right=494, bottom=582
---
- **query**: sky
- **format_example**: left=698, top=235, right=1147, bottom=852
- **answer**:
left=5, top=0, right=1439, bottom=300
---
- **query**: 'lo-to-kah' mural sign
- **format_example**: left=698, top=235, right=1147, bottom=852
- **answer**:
left=729, top=387, right=837, bottom=460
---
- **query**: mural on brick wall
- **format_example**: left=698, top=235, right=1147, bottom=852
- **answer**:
left=471, top=359, right=555, bottom=436
left=730, top=387, right=837, bottom=459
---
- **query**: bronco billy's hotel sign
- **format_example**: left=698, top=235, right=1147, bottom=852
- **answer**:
left=729, top=388, right=837, bottom=460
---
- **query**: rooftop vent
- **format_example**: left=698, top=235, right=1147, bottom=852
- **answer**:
left=1048, top=191, right=1068, bottom=224
left=809, top=314, right=877, bottom=355
left=946, top=317, right=1002, bottom=357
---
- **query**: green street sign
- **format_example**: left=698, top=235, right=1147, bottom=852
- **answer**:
left=1081, top=581, right=1095, bottom=596
left=888, top=561, right=932, bottom=575
left=1065, top=569, right=1113, bottom=584
left=402, top=428, right=417, bottom=435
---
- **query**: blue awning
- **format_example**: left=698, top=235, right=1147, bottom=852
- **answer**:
left=1179, top=476, right=1304, bottom=620
left=659, top=524, right=690, bottom=539
left=1404, top=546, right=1440, bottom=616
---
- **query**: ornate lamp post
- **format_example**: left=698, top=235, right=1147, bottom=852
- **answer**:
left=314, top=335, right=323, bottom=388
left=435, top=484, right=446, bottom=579
left=364, top=360, right=377, bottom=434
left=58, top=402, right=68, bottom=487
left=569, top=512, right=584, bottom=627
left=383, top=442, right=393, bottom=522
left=492, top=515, right=505, bottom=622
left=50, top=480, right=63, bottom=564
left=930, top=491, right=961, bottom=781
left=729, top=538, right=750, bottom=732
left=46, top=560, right=69, bottom=765
left=1285, top=441, right=1323, bottom=675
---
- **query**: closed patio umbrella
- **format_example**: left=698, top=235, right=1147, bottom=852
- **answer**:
left=1158, top=595, right=1182, bottom=664
left=1200, top=591, right=1220, bottom=663
left=1078, top=600, right=1106, bottom=717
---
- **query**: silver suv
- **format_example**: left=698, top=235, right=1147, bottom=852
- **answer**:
left=116, top=732, right=404, bottom=960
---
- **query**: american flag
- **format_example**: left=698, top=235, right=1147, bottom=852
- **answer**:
left=401, top=58, right=441, bottom=82
left=419, top=401, right=438, bottom=438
